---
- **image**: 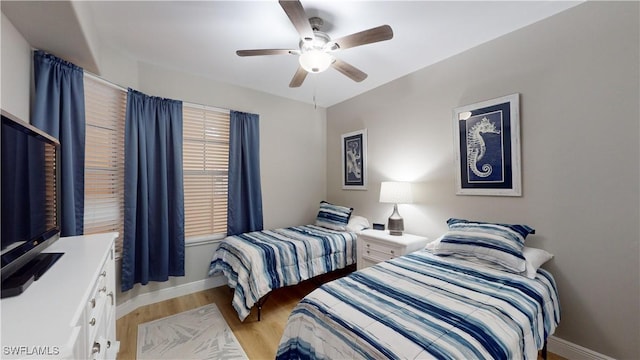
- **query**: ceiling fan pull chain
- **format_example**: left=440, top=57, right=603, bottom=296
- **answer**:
left=313, top=77, right=318, bottom=109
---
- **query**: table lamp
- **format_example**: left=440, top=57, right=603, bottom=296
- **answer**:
left=379, top=181, right=413, bottom=236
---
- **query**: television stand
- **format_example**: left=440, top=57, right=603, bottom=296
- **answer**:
left=2, top=233, right=119, bottom=359
left=1, top=252, right=63, bottom=298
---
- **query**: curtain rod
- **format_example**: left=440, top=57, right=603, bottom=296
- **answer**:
left=32, top=48, right=227, bottom=113
left=83, top=71, right=230, bottom=114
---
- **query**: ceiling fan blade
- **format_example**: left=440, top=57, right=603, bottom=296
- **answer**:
left=279, top=0, right=315, bottom=42
left=331, top=58, right=368, bottom=82
left=236, top=49, right=297, bottom=57
left=332, top=25, right=394, bottom=50
left=289, top=66, right=308, bottom=88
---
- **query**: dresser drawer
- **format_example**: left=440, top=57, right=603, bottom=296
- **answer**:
left=86, top=263, right=109, bottom=346
left=84, top=243, right=117, bottom=360
left=86, top=270, right=107, bottom=313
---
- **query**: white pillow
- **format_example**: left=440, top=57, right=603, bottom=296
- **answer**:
left=346, top=215, right=370, bottom=233
left=522, top=246, right=554, bottom=279
left=425, top=238, right=440, bottom=250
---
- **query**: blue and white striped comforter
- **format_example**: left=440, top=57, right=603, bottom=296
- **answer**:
left=277, top=250, right=560, bottom=360
left=208, top=225, right=357, bottom=321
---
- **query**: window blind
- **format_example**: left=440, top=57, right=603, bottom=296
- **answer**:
left=83, top=75, right=126, bottom=254
left=83, top=73, right=229, bottom=251
left=45, top=144, right=58, bottom=230
left=182, top=104, right=230, bottom=238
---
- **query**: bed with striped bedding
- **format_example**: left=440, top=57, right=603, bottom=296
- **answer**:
left=208, top=225, right=357, bottom=321
left=277, top=249, right=560, bottom=360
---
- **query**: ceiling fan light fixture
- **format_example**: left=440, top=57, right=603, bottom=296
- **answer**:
left=299, top=50, right=333, bottom=73
left=236, top=1, right=393, bottom=88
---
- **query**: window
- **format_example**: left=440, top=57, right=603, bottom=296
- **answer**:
left=83, top=75, right=126, bottom=254
left=83, top=77, right=229, bottom=251
left=182, top=104, right=230, bottom=239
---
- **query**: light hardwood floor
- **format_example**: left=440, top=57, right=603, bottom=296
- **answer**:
left=116, top=267, right=565, bottom=360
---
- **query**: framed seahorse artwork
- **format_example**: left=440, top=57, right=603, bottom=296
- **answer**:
left=341, top=129, right=367, bottom=190
left=453, top=93, right=522, bottom=196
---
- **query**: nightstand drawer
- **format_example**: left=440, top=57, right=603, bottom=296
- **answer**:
left=357, top=229, right=428, bottom=270
left=362, top=248, right=394, bottom=263
left=359, top=256, right=380, bottom=269
left=361, top=240, right=399, bottom=258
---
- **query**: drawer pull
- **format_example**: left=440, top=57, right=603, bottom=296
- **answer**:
left=366, top=250, right=370, bottom=254
left=99, top=286, right=107, bottom=293
left=366, top=243, right=370, bottom=247
left=100, top=270, right=107, bottom=277
left=89, top=318, right=96, bottom=326
left=90, top=298, right=96, bottom=308
left=92, top=342, right=101, bottom=354
left=108, top=291, right=114, bottom=305
left=107, top=340, right=112, bottom=349
left=390, top=250, right=395, bottom=255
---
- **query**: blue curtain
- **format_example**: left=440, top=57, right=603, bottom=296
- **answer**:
left=32, top=50, right=85, bottom=237
left=227, top=110, right=263, bottom=236
left=121, top=89, right=185, bottom=292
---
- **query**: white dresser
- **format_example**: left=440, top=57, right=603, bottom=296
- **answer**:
left=1, top=233, right=119, bottom=359
left=357, top=229, right=428, bottom=270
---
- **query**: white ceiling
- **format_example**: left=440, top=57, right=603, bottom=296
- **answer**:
left=3, top=1, right=581, bottom=107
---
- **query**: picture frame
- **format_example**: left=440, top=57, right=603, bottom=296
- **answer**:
left=341, top=129, right=367, bottom=190
left=453, top=93, right=522, bottom=196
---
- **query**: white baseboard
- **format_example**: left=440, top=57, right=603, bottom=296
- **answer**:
left=115, top=274, right=227, bottom=320
left=548, top=335, right=616, bottom=360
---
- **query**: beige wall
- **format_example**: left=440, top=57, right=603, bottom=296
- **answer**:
left=1, top=12, right=31, bottom=120
left=326, top=2, right=639, bottom=359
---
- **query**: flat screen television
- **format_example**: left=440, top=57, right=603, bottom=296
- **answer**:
left=1, top=109, right=62, bottom=298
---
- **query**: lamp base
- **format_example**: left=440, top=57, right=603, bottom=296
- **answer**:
left=387, top=204, right=404, bottom=236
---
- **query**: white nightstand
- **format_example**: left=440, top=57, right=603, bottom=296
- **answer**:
left=357, top=229, right=429, bottom=270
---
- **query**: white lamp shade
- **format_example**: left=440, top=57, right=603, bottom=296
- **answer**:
left=379, top=181, right=413, bottom=204
left=299, top=50, right=333, bottom=73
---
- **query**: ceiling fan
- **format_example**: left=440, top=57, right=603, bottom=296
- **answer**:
left=236, top=0, right=394, bottom=88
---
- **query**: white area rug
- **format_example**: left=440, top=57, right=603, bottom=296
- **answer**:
left=137, top=303, right=248, bottom=360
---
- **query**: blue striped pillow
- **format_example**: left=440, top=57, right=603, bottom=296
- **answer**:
left=446, top=218, right=535, bottom=238
left=315, top=201, right=353, bottom=231
left=433, top=221, right=532, bottom=272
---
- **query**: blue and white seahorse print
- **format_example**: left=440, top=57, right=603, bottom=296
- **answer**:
left=466, top=114, right=504, bottom=182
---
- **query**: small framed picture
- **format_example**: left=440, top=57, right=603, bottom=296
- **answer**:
left=341, top=129, right=367, bottom=190
left=453, top=93, right=522, bottom=196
